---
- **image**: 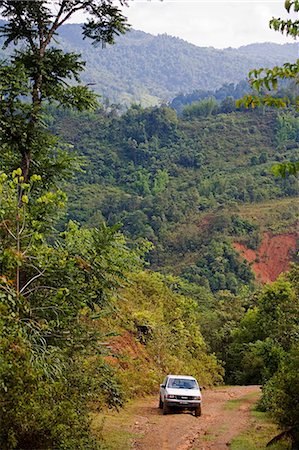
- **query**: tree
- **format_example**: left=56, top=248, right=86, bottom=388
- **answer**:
left=182, top=97, right=219, bottom=119
left=226, top=265, right=299, bottom=446
left=0, top=0, right=129, bottom=181
left=0, top=4, right=150, bottom=448
left=261, top=346, right=299, bottom=448
left=237, top=0, right=299, bottom=175
left=0, top=169, right=146, bottom=448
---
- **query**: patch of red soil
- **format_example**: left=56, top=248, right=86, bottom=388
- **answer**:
left=106, top=331, right=151, bottom=368
left=234, top=232, right=298, bottom=283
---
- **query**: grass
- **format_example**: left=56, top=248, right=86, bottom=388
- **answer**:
left=224, top=398, right=242, bottom=410
left=200, top=423, right=230, bottom=444
left=230, top=408, right=292, bottom=450
left=91, top=400, right=145, bottom=450
left=201, top=433, right=214, bottom=442
left=225, top=391, right=260, bottom=411
left=235, top=197, right=299, bottom=233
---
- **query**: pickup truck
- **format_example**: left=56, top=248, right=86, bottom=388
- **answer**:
left=159, top=374, right=202, bottom=416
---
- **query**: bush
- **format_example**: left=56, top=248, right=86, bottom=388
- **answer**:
left=259, top=346, right=299, bottom=447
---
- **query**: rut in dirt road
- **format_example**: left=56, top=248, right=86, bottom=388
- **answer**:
left=132, top=385, right=260, bottom=450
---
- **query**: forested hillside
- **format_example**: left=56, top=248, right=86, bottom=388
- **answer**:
left=52, top=26, right=299, bottom=104
left=51, top=104, right=299, bottom=293
left=1, top=19, right=296, bottom=105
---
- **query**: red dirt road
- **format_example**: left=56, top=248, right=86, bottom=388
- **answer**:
left=132, top=385, right=260, bottom=450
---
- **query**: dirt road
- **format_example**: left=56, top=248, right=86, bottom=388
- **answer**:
left=131, top=385, right=260, bottom=450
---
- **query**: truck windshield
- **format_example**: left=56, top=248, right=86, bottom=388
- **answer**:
left=168, top=378, right=197, bottom=389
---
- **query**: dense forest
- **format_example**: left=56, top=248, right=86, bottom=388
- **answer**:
left=0, top=1, right=298, bottom=449
left=51, top=103, right=298, bottom=293
left=54, top=26, right=299, bottom=105
left=0, top=19, right=297, bottom=105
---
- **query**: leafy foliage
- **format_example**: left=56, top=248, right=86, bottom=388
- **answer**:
left=0, top=170, right=145, bottom=449
left=0, top=3, right=298, bottom=447
left=171, top=80, right=251, bottom=114
left=225, top=264, right=299, bottom=446
left=50, top=104, right=298, bottom=291
left=96, top=271, right=224, bottom=397
left=237, top=0, right=299, bottom=176
left=0, top=1, right=129, bottom=181
left=260, top=346, right=299, bottom=446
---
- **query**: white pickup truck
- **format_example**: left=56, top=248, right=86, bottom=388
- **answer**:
left=159, top=374, right=202, bottom=416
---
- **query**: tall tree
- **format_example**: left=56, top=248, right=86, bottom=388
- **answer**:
left=0, top=0, right=129, bottom=181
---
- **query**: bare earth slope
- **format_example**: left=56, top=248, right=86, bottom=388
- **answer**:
left=234, top=232, right=298, bottom=283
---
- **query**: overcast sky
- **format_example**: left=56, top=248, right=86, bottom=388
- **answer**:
left=124, top=1, right=299, bottom=48
left=72, top=0, right=299, bottom=49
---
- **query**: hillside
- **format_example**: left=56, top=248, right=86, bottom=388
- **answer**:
left=1, top=19, right=297, bottom=105
left=51, top=104, right=299, bottom=291
left=56, top=26, right=299, bottom=104
left=234, top=232, right=297, bottom=283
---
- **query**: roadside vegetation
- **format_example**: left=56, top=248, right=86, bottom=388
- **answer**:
left=231, top=410, right=292, bottom=450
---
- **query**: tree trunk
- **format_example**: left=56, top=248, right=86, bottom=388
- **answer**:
left=21, top=149, right=31, bottom=183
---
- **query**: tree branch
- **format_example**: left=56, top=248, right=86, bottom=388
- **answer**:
left=23, top=285, right=58, bottom=296
left=2, top=220, right=16, bottom=240
left=20, top=268, right=46, bottom=294
left=45, top=1, right=86, bottom=49
left=0, top=284, right=14, bottom=295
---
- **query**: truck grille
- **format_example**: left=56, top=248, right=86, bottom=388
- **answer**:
left=176, top=395, right=194, bottom=400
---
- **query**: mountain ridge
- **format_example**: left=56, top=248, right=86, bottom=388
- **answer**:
left=1, top=20, right=297, bottom=104
left=59, top=25, right=298, bottom=104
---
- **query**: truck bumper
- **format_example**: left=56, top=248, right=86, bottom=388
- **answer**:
left=164, top=400, right=201, bottom=408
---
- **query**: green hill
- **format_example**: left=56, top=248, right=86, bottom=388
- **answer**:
left=57, top=26, right=299, bottom=104
left=1, top=19, right=296, bottom=105
left=51, top=104, right=299, bottom=292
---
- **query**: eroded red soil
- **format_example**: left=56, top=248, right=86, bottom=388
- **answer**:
left=234, top=231, right=298, bottom=283
left=104, top=331, right=152, bottom=367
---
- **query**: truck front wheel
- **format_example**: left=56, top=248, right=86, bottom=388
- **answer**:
left=195, top=405, right=202, bottom=417
left=163, top=402, right=169, bottom=415
left=159, top=396, right=163, bottom=409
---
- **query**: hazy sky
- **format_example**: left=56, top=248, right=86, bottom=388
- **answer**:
left=123, top=1, right=299, bottom=48
left=72, top=0, right=299, bottom=49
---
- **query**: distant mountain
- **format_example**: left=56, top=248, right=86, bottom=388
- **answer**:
left=0, top=21, right=298, bottom=105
